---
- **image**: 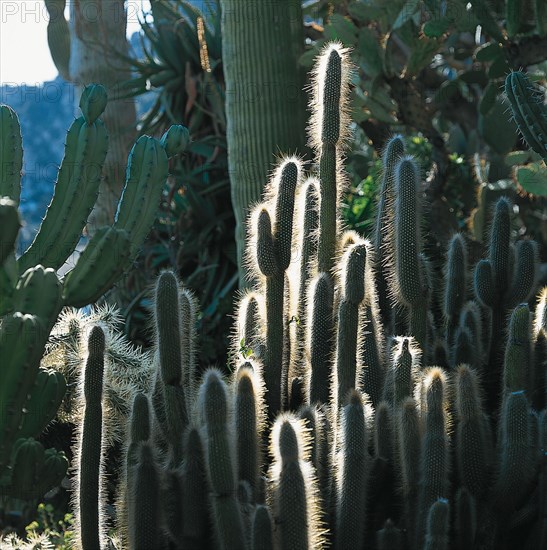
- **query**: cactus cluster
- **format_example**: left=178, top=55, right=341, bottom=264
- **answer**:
left=58, top=42, right=547, bottom=550
left=0, top=84, right=188, bottom=502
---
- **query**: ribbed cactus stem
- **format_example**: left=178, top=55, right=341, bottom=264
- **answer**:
left=154, top=271, right=188, bottom=463
left=335, top=389, right=369, bottom=550
left=505, top=71, right=547, bottom=162
left=128, top=443, right=161, bottom=550
left=181, top=426, right=209, bottom=545
left=455, top=365, right=492, bottom=497
left=335, top=243, right=367, bottom=411
left=376, top=519, right=403, bottom=550
left=417, top=368, right=449, bottom=548
left=127, top=393, right=150, bottom=467
left=397, top=397, right=422, bottom=546
left=0, top=105, right=23, bottom=204
left=251, top=505, right=274, bottom=550
left=199, top=369, right=246, bottom=549
left=390, top=337, right=416, bottom=407
left=308, top=273, right=334, bottom=405
left=490, top=197, right=511, bottom=296
left=233, top=363, right=265, bottom=500
left=295, top=178, right=319, bottom=327
left=374, top=135, right=405, bottom=327
left=458, top=301, right=483, bottom=367
left=393, top=156, right=426, bottom=307
left=77, top=325, right=106, bottom=550
left=455, top=487, right=477, bottom=550
left=451, top=326, right=476, bottom=370
left=180, top=287, right=197, bottom=400
left=375, top=401, right=394, bottom=464
left=272, top=161, right=299, bottom=271
left=493, top=391, right=533, bottom=513
left=424, top=499, right=450, bottom=550
left=270, top=414, right=324, bottom=550
left=503, top=304, right=532, bottom=395
left=507, top=240, right=538, bottom=308
left=311, top=43, right=349, bottom=274
left=444, top=233, right=468, bottom=348
left=359, top=304, right=385, bottom=408
left=19, top=94, right=110, bottom=272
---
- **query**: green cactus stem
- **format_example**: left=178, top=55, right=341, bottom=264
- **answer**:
left=335, top=389, right=369, bottom=550
left=76, top=325, right=107, bottom=550
left=199, top=369, right=246, bottom=549
left=0, top=105, right=23, bottom=204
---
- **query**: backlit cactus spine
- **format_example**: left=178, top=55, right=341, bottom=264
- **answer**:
left=250, top=159, right=300, bottom=417
left=269, top=414, right=325, bottom=550
left=199, top=369, right=246, bottom=549
left=392, top=156, right=430, bottom=352
left=73, top=325, right=107, bottom=550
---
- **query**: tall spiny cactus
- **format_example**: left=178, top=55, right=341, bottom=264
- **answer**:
left=269, top=414, right=325, bottom=550
left=199, top=369, right=246, bottom=549
left=335, top=389, right=370, bottom=550
left=250, top=158, right=301, bottom=417
left=374, top=134, right=405, bottom=329
left=74, top=325, right=107, bottom=550
left=391, top=156, right=430, bottom=352
left=43, top=41, right=547, bottom=550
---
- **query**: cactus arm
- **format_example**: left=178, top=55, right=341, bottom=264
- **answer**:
left=251, top=505, right=274, bottom=550
left=417, top=369, right=450, bottom=548
left=44, top=0, right=71, bottom=81
left=0, top=106, right=23, bottom=204
left=19, top=115, right=108, bottom=272
left=61, top=227, right=131, bottom=307
left=506, top=240, right=539, bottom=308
left=424, top=499, right=450, bottom=550
left=17, top=369, right=66, bottom=439
left=128, top=443, right=162, bottom=550
left=0, top=313, right=47, bottom=468
left=233, top=364, right=265, bottom=501
left=505, top=71, right=547, bottom=162
left=114, top=136, right=169, bottom=259
left=455, top=365, right=492, bottom=498
left=335, top=243, right=367, bottom=411
left=313, top=45, right=347, bottom=274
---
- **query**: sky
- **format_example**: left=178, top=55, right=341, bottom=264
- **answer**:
left=0, top=0, right=151, bottom=85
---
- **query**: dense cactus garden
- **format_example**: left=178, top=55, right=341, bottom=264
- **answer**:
left=1, top=38, right=546, bottom=548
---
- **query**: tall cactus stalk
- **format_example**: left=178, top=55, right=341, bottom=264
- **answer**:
left=220, top=0, right=306, bottom=285
left=74, top=325, right=107, bottom=550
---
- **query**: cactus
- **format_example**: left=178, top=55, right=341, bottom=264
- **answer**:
left=505, top=71, right=547, bottom=163
left=199, top=368, right=246, bottom=549
left=74, top=325, right=107, bottom=550
left=0, top=90, right=186, bottom=504
left=335, top=389, right=370, bottom=549
left=269, top=414, right=325, bottom=550
left=12, top=41, right=545, bottom=550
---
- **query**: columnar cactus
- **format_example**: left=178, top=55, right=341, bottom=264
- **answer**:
left=75, top=325, right=107, bottom=550
left=20, top=42, right=547, bottom=550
